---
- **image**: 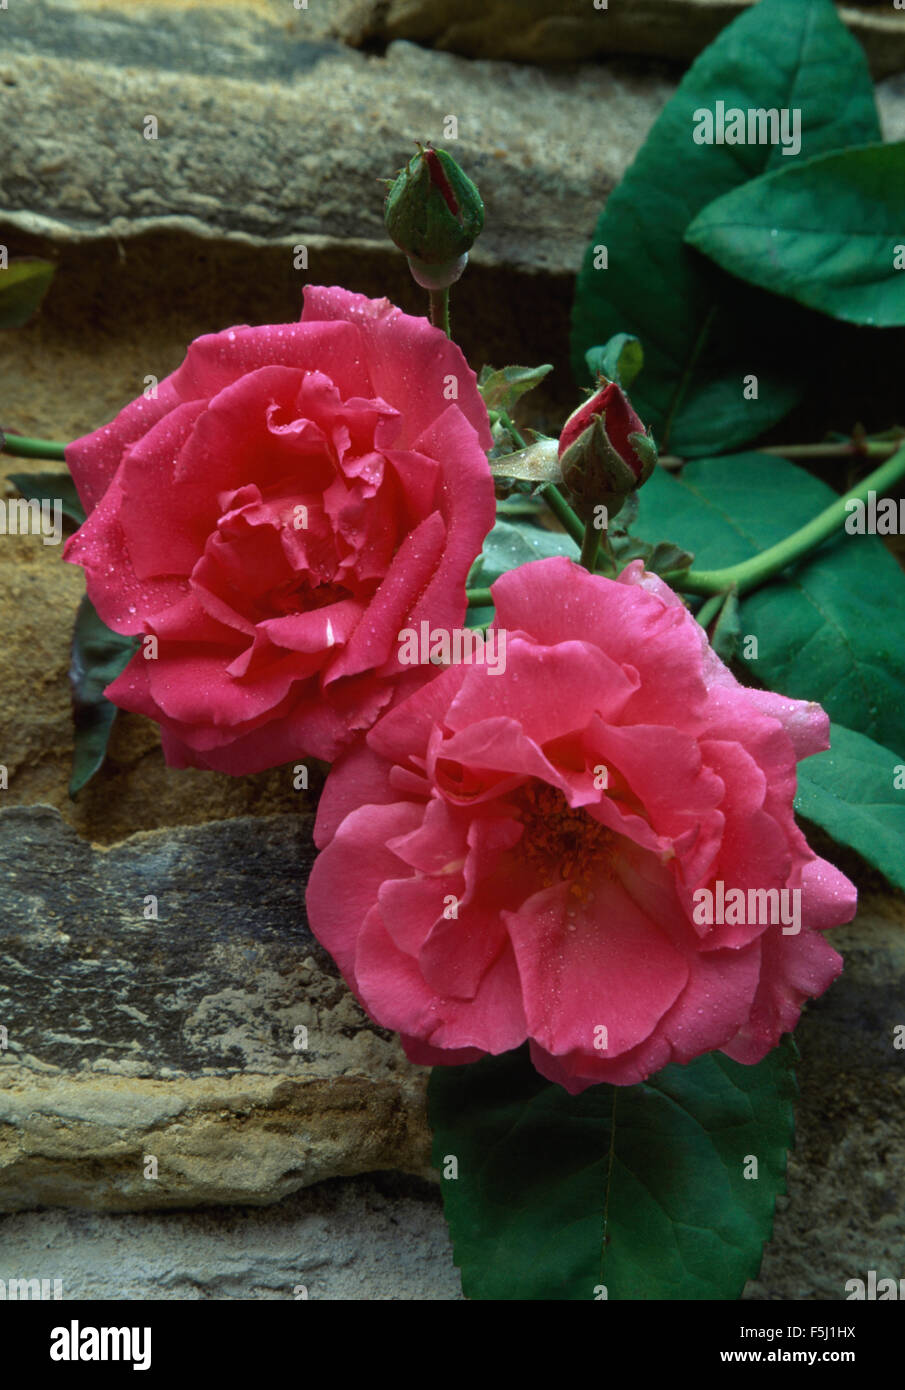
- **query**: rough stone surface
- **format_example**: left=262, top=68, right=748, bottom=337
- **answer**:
left=0, top=1172, right=463, bottom=1299
left=1, top=795, right=903, bottom=1298
left=0, top=4, right=676, bottom=272
left=3, top=2, right=903, bottom=469
left=367, top=0, right=905, bottom=78
left=2, top=0, right=904, bottom=1302
left=0, top=806, right=432, bottom=1212
left=746, top=888, right=905, bottom=1301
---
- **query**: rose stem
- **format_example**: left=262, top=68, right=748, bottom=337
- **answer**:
left=540, top=484, right=585, bottom=547
left=429, top=288, right=451, bottom=337
left=492, top=408, right=585, bottom=549
left=665, top=444, right=905, bottom=599
left=1, top=432, right=68, bottom=460
left=693, top=591, right=728, bottom=630
left=579, top=525, right=600, bottom=573
left=657, top=438, right=901, bottom=470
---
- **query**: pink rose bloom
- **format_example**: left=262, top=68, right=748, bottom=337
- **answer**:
left=307, top=556, right=856, bottom=1092
left=63, top=287, right=494, bottom=772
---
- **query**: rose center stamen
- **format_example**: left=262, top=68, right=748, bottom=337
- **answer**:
left=516, top=780, right=612, bottom=900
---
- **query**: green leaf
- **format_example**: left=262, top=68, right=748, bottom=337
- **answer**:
left=607, top=530, right=695, bottom=581
left=430, top=1041, right=796, bottom=1300
left=478, top=364, right=553, bottom=414
left=647, top=539, right=694, bottom=576
left=0, top=259, right=55, bottom=329
left=467, top=517, right=578, bottom=590
left=69, top=595, right=138, bottom=797
left=570, top=0, right=880, bottom=455
left=796, top=723, right=905, bottom=892
left=585, top=334, right=644, bottom=390
left=710, top=588, right=742, bottom=662
left=465, top=603, right=495, bottom=631
left=488, top=438, right=562, bottom=484
left=686, top=142, right=905, bottom=327
left=8, top=471, right=86, bottom=527
left=633, top=456, right=905, bottom=757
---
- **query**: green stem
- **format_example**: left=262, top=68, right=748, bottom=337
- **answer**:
left=539, top=484, right=584, bottom=548
left=494, top=408, right=587, bottom=549
left=579, top=525, right=600, bottom=573
left=667, top=445, right=905, bottom=598
left=764, top=440, right=898, bottom=461
left=694, top=592, right=727, bottom=630
left=496, top=410, right=527, bottom=452
left=657, top=438, right=900, bottom=470
left=429, top=287, right=450, bottom=337
left=466, top=587, right=493, bottom=607
left=1, top=432, right=68, bottom=461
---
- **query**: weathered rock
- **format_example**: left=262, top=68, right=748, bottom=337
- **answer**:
left=1, top=0, right=904, bottom=1302
left=2, top=795, right=904, bottom=1300
left=0, top=1172, right=463, bottom=1299
left=3, top=0, right=903, bottom=475
left=0, top=806, right=432, bottom=1212
left=746, top=889, right=905, bottom=1300
left=0, top=2, right=677, bottom=592
left=0, top=4, right=675, bottom=271
left=366, top=0, right=905, bottom=78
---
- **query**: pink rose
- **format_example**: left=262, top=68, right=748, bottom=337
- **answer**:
left=307, top=555, right=856, bottom=1093
left=63, top=287, right=494, bottom=772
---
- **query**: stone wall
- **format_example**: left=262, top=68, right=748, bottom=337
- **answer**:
left=1, top=0, right=904, bottom=1300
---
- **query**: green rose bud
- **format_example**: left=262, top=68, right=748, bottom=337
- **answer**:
left=384, top=144, right=484, bottom=290
left=558, top=380, right=657, bottom=524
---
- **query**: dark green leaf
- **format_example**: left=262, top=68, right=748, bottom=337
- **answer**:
left=0, top=259, right=55, bottom=329
left=633, top=456, right=905, bottom=756
left=478, top=364, right=554, bottom=414
left=465, top=603, right=495, bottom=631
left=467, top=517, right=578, bottom=590
left=607, top=531, right=694, bottom=580
left=69, top=595, right=138, bottom=797
left=430, top=1041, right=796, bottom=1300
left=648, top=539, right=694, bottom=576
left=585, top=334, right=644, bottom=390
left=571, top=0, right=880, bottom=455
left=796, top=723, right=905, bottom=892
left=709, top=587, right=741, bottom=662
left=8, top=471, right=86, bottom=527
left=687, top=143, right=905, bottom=327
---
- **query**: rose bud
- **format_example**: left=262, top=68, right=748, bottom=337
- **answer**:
left=558, top=380, right=657, bottom=523
left=384, top=144, right=484, bottom=290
